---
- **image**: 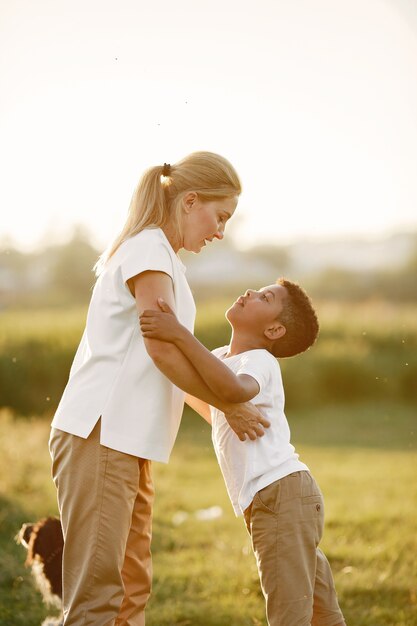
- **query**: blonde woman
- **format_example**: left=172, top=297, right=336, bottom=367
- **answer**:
left=49, top=152, right=269, bottom=626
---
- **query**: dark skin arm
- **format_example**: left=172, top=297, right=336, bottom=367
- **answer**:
left=140, top=299, right=260, bottom=403
left=130, top=271, right=270, bottom=441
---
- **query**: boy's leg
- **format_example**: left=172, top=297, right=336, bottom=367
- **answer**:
left=245, top=471, right=344, bottom=626
left=312, top=549, right=346, bottom=626
left=115, top=459, right=154, bottom=626
left=49, top=421, right=142, bottom=626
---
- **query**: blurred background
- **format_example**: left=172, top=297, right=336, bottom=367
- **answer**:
left=1, top=224, right=416, bottom=415
left=1, top=1, right=416, bottom=625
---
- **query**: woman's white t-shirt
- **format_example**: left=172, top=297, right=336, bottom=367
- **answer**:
left=51, top=228, right=196, bottom=463
left=210, top=347, right=309, bottom=516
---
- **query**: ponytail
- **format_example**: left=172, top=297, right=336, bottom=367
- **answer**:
left=95, top=152, right=241, bottom=275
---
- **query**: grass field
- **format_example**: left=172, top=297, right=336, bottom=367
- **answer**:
left=0, top=300, right=416, bottom=624
left=0, top=403, right=416, bottom=626
left=1, top=301, right=416, bottom=416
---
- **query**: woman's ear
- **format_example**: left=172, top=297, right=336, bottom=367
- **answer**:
left=264, top=323, right=286, bottom=341
left=183, top=191, right=198, bottom=214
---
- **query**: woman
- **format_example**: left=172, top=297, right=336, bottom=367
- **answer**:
left=49, top=152, right=269, bottom=626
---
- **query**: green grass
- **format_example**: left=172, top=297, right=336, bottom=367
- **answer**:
left=1, top=404, right=416, bottom=625
left=0, top=300, right=416, bottom=623
left=1, top=301, right=417, bottom=416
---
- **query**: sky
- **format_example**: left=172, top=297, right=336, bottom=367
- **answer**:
left=1, top=0, right=416, bottom=251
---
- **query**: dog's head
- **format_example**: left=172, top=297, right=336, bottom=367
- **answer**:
left=17, top=517, right=63, bottom=567
left=16, top=516, right=63, bottom=602
left=17, top=522, right=35, bottom=550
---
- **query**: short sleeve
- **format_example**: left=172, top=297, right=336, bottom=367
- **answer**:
left=119, top=230, right=174, bottom=285
left=235, top=350, right=275, bottom=395
left=211, top=346, right=228, bottom=359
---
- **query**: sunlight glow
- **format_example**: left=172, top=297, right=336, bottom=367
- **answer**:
left=0, top=0, right=416, bottom=251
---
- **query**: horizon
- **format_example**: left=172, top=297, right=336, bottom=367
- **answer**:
left=1, top=221, right=415, bottom=259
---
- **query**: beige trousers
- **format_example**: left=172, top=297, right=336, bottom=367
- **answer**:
left=49, top=420, right=154, bottom=626
left=244, top=471, right=346, bottom=626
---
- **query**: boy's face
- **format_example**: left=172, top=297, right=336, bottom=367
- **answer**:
left=226, top=284, right=288, bottom=340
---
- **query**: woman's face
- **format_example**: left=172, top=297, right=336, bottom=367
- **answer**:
left=181, top=194, right=238, bottom=253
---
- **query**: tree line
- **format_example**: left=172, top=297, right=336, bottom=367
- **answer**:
left=1, top=228, right=417, bottom=308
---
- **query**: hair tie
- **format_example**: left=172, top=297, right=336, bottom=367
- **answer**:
left=162, top=163, right=171, bottom=176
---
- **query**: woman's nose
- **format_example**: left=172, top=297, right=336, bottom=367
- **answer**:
left=214, top=230, right=224, bottom=240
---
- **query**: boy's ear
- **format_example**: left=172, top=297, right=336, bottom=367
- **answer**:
left=264, top=323, right=286, bottom=341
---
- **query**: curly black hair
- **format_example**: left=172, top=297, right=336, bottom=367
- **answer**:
left=271, top=278, right=319, bottom=358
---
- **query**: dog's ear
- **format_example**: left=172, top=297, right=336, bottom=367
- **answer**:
left=15, top=523, right=34, bottom=549
left=34, top=517, right=63, bottom=547
left=32, top=517, right=64, bottom=561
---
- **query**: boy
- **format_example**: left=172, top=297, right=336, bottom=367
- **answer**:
left=140, top=278, right=346, bottom=626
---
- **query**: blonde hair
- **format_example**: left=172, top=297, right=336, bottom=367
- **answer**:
left=95, top=151, right=241, bottom=275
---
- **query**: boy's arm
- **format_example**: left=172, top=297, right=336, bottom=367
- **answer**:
left=151, top=342, right=263, bottom=438
left=131, top=272, right=268, bottom=440
left=140, top=299, right=260, bottom=403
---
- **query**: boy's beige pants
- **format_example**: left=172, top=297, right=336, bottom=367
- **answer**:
left=244, top=471, right=346, bottom=626
left=49, top=420, right=154, bottom=626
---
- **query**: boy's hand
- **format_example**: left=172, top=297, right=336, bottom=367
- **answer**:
left=224, top=402, right=270, bottom=441
left=140, top=299, right=185, bottom=343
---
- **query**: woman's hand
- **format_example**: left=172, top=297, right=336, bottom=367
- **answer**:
left=140, top=298, right=270, bottom=441
left=140, top=298, right=185, bottom=343
left=224, top=402, right=270, bottom=441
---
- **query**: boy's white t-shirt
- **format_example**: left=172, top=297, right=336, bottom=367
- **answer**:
left=210, top=347, right=309, bottom=516
left=51, top=227, right=196, bottom=463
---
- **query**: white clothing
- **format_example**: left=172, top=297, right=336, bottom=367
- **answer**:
left=52, top=228, right=196, bottom=462
left=210, top=347, right=308, bottom=516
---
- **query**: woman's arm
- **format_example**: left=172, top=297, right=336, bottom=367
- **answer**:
left=185, top=394, right=212, bottom=425
left=130, top=271, right=269, bottom=440
left=140, top=299, right=259, bottom=403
